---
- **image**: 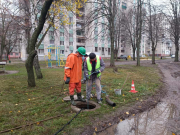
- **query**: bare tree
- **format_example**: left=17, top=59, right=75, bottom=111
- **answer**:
left=122, top=7, right=137, bottom=61
left=136, top=0, right=144, bottom=66
left=146, top=1, right=163, bottom=64
left=5, top=21, right=21, bottom=60
left=0, top=0, right=20, bottom=61
left=167, top=0, right=180, bottom=62
left=86, top=0, right=118, bottom=67
left=114, top=9, right=122, bottom=61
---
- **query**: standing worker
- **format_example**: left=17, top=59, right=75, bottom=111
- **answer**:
left=84, top=53, right=105, bottom=104
left=64, top=47, right=86, bottom=106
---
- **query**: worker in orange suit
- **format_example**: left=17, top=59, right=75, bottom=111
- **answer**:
left=64, top=47, right=86, bottom=106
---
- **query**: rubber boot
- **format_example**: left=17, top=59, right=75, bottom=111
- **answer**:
left=70, top=95, right=76, bottom=106
left=77, top=92, right=86, bottom=102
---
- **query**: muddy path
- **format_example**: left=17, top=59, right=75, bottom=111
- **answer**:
left=81, top=59, right=180, bottom=135
left=158, top=61, right=180, bottom=134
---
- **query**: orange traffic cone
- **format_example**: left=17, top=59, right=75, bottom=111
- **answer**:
left=129, top=80, right=138, bottom=93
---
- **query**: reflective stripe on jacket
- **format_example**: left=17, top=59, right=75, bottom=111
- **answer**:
left=86, top=55, right=101, bottom=78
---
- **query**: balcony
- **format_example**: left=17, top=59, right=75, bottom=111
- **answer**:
left=76, top=34, right=86, bottom=38
left=76, top=16, right=85, bottom=23
left=76, top=42, right=85, bottom=46
left=76, top=38, right=85, bottom=46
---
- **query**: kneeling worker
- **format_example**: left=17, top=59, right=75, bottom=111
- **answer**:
left=64, top=47, right=86, bottom=105
left=84, top=53, right=105, bottom=104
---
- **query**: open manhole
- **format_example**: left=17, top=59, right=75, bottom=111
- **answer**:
left=76, top=102, right=96, bottom=109
left=71, top=101, right=101, bottom=112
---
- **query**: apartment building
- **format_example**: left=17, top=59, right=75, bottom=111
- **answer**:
left=19, top=0, right=135, bottom=61
left=85, top=0, right=133, bottom=57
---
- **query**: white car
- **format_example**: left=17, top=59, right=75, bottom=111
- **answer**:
left=171, top=55, right=175, bottom=58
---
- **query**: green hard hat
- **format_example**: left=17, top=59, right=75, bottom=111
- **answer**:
left=77, top=47, right=86, bottom=55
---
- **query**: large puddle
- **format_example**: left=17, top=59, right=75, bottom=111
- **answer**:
left=98, top=102, right=178, bottom=135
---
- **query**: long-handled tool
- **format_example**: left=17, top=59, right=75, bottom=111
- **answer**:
left=86, top=69, right=101, bottom=109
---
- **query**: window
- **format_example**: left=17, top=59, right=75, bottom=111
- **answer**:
left=69, top=25, right=73, bottom=29
left=95, top=47, right=98, bottom=52
left=122, top=2, right=127, bottom=6
left=69, top=33, right=73, bottom=37
left=108, top=48, right=111, bottom=55
left=50, top=40, right=54, bottom=44
left=15, top=53, right=19, bottom=56
left=60, top=32, right=64, bottom=36
left=60, top=41, right=64, bottom=45
left=69, top=17, right=73, bottom=23
left=38, top=49, right=44, bottom=54
left=122, top=2, right=127, bottom=10
left=70, top=50, right=73, bottom=53
left=49, top=31, right=54, bottom=36
left=94, top=31, right=98, bottom=35
left=102, top=47, right=105, bottom=55
left=121, top=50, right=125, bottom=53
left=60, top=25, right=64, bottom=29
left=60, top=50, right=64, bottom=54
left=69, top=42, right=73, bottom=45
left=51, top=49, right=55, bottom=54
left=76, top=24, right=81, bottom=29
left=94, top=39, right=98, bottom=43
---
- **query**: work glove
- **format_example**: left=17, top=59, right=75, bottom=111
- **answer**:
left=86, top=74, right=89, bottom=80
left=95, top=70, right=101, bottom=74
left=65, top=77, right=70, bottom=84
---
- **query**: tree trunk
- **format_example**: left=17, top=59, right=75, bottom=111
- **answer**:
left=25, top=0, right=53, bottom=87
left=152, top=48, right=155, bottom=64
left=110, top=21, right=115, bottom=66
left=0, top=42, right=3, bottom=62
left=33, top=55, right=43, bottom=79
left=110, top=35, right=115, bottom=67
left=137, top=44, right=140, bottom=66
left=175, top=42, right=179, bottom=62
left=0, top=55, right=2, bottom=62
left=25, top=50, right=37, bottom=87
left=133, top=48, right=136, bottom=61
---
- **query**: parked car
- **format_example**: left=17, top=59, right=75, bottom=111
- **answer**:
left=171, top=54, right=175, bottom=58
left=118, top=55, right=127, bottom=60
left=140, top=55, right=148, bottom=59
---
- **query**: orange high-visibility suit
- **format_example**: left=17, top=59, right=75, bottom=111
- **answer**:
left=64, top=53, right=82, bottom=95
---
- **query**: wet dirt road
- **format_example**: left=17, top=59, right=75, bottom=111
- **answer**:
left=99, top=59, right=180, bottom=135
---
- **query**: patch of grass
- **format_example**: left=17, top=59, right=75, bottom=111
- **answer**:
left=0, top=62, right=162, bottom=135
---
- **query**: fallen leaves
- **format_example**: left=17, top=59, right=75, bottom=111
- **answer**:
left=126, top=112, right=129, bottom=115
left=95, top=127, right=97, bottom=131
